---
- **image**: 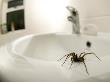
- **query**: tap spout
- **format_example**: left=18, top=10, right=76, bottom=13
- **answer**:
left=66, top=6, right=80, bottom=34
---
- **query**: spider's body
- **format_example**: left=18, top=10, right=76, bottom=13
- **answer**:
left=58, top=52, right=101, bottom=75
left=73, top=55, right=84, bottom=62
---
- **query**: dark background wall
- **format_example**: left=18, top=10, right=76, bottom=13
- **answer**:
left=7, top=9, right=25, bottom=32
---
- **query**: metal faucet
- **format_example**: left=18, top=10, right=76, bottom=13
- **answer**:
left=66, top=6, right=80, bottom=34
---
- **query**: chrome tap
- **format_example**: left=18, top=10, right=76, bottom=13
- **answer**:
left=66, top=6, right=80, bottom=34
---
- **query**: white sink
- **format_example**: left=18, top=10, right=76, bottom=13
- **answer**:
left=4, top=33, right=110, bottom=82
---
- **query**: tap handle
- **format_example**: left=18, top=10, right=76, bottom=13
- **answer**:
left=66, top=6, right=79, bottom=16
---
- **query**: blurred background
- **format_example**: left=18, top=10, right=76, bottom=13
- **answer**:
left=0, top=0, right=110, bottom=45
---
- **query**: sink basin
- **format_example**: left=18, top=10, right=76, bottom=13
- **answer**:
left=5, top=33, right=110, bottom=82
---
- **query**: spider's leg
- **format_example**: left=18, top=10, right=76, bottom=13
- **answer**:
left=79, top=52, right=86, bottom=57
left=62, top=55, right=71, bottom=66
left=57, top=54, right=68, bottom=61
left=82, top=53, right=101, bottom=61
left=91, top=53, right=101, bottom=61
left=83, top=61, right=89, bottom=75
left=69, top=57, right=74, bottom=69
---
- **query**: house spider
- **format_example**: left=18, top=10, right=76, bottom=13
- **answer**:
left=58, top=52, right=101, bottom=75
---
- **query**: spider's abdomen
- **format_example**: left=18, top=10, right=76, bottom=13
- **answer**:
left=78, top=57, right=84, bottom=62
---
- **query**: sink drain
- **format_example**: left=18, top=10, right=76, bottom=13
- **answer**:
left=86, top=41, right=91, bottom=48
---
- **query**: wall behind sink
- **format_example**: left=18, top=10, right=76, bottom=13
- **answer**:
left=25, top=0, right=110, bottom=33
left=0, top=0, right=110, bottom=45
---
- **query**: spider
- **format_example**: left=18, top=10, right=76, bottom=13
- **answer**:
left=58, top=52, right=101, bottom=75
